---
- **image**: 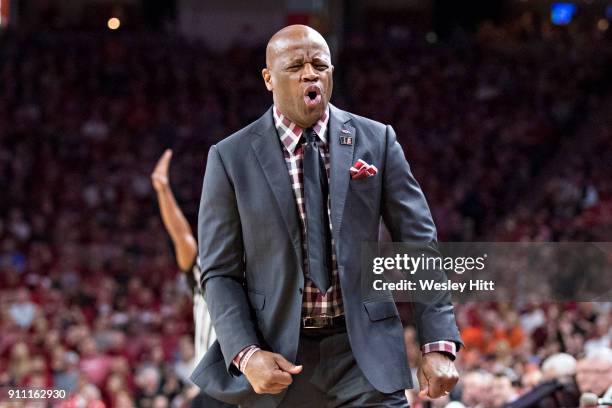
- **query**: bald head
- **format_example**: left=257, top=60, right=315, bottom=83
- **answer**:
left=262, top=25, right=334, bottom=128
left=266, top=25, right=331, bottom=68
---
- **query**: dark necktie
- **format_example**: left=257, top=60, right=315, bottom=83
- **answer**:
left=303, top=127, right=332, bottom=294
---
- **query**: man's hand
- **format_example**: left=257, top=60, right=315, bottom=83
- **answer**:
left=243, top=350, right=303, bottom=394
left=151, top=149, right=172, bottom=192
left=417, top=352, right=459, bottom=399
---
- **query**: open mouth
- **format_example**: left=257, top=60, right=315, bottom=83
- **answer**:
left=304, top=86, right=322, bottom=107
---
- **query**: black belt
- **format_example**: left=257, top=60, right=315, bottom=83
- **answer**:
left=301, top=314, right=345, bottom=329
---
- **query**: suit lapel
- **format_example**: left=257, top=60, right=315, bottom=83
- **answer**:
left=328, top=104, right=354, bottom=241
left=250, top=108, right=303, bottom=267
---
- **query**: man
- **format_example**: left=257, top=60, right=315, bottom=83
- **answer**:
left=151, top=149, right=235, bottom=408
left=461, top=371, right=494, bottom=408
left=576, top=347, right=612, bottom=401
left=192, top=25, right=462, bottom=407
left=151, top=149, right=216, bottom=361
left=541, top=353, right=576, bottom=382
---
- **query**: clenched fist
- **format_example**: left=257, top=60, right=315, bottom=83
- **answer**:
left=243, top=350, right=303, bottom=395
left=418, top=352, right=459, bottom=399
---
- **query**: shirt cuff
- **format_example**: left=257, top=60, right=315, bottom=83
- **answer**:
left=233, top=345, right=261, bottom=373
left=421, top=341, right=458, bottom=360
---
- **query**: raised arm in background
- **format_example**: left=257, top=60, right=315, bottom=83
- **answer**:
left=151, top=149, right=197, bottom=271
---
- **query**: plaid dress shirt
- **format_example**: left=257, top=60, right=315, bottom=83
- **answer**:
left=273, top=106, right=343, bottom=318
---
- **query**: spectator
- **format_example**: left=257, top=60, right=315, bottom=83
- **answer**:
left=460, top=371, right=494, bottom=408
left=541, top=353, right=576, bottom=382
left=491, top=374, right=518, bottom=406
left=77, top=337, right=113, bottom=389
left=51, top=349, right=80, bottom=393
left=135, top=365, right=162, bottom=408
left=173, top=335, right=195, bottom=385
left=576, top=347, right=612, bottom=398
left=8, top=288, right=37, bottom=329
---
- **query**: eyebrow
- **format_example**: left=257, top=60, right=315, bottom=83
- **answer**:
left=285, top=56, right=329, bottom=66
left=286, top=58, right=304, bottom=66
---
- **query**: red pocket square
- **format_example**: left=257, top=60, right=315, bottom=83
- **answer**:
left=350, top=160, right=377, bottom=179
left=351, top=167, right=369, bottom=180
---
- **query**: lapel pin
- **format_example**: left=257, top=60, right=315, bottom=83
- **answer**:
left=340, top=136, right=353, bottom=145
left=340, top=128, right=353, bottom=145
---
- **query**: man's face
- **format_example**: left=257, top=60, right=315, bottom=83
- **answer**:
left=263, top=27, right=333, bottom=128
left=576, top=359, right=612, bottom=396
left=491, top=376, right=514, bottom=407
left=462, top=373, right=493, bottom=407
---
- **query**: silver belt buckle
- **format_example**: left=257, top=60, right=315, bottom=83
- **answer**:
left=302, top=315, right=333, bottom=329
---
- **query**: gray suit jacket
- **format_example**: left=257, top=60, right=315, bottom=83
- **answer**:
left=191, top=105, right=461, bottom=406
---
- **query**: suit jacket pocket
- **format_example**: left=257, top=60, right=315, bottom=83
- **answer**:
left=247, top=290, right=265, bottom=310
left=363, top=299, right=398, bottom=321
left=349, top=176, right=378, bottom=190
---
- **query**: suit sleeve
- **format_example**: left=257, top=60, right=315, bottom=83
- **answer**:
left=198, top=145, right=259, bottom=375
left=380, top=125, right=463, bottom=348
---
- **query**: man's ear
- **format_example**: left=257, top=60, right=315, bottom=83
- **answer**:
left=262, top=68, right=273, bottom=91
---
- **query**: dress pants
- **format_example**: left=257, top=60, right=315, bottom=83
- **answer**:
left=242, top=326, right=408, bottom=408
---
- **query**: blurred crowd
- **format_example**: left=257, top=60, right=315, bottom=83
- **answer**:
left=1, top=11, right=611, bottom=408
left=339, top=12, right=612, bottom=242
left=403, top=303, right=612, bottom=407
